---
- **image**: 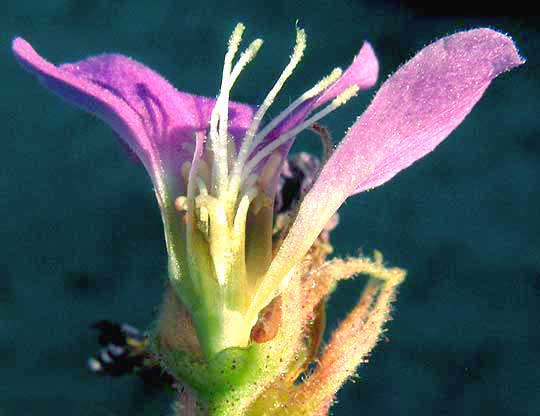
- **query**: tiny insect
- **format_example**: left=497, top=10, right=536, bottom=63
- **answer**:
left=89, top=320, right=174, bottom=390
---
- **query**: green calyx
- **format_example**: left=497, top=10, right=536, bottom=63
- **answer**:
left=153, top=269, right=306, bottom=416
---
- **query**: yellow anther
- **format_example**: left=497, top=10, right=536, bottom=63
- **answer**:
left=174, top=196, right=187, bottom=212
left=230, top=38, right=264, bottom=86
left=331, top=85, right=359, bottom=106
left=197, top=205, right=210, bottom=238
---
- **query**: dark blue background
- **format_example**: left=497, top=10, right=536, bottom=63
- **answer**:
left=2, top=1, right=539, bottom=415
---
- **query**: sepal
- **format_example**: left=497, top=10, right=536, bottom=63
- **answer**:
left=153, top=268, right=308, bottom=416
left=244, top=253, right=405, bottom=415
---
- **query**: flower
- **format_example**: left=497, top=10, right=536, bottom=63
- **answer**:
left=12, top=24, right=382, bottom=358
left=13, top=24, right=523, bottom=415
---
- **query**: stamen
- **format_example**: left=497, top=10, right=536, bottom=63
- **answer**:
left=174, top=196, right=187, bottom=212
left=230, top=39, right=264, bottom=87
left=209, top=23, right=245, bottom=196
left=227, top=135, right=237, bottom=172
left=208, top=199, right=230, bottom=286
left=240, top=173, right=258, bottom=195
left=249, top=67, right=342, bottom=153
left=186, top=132, right=205, bottom=207
left=230, top=27, right=307, bottom=194
left=233, top=188, right=258, bottom=237
left=197, top=205, right=210, bottom=238
left=242, top=85, right=360, bottom=178
left=196, top=177, right=208, bottom=196
left=186, top=131, right=206, bottom=286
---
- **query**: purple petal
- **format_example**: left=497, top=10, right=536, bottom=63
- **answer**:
left=12, top=37, right=151, bottom=163
left=324, top=28, right=523, bottom=196
left=263, top=28, right=523, bottom=299
left=12, top=37, right=254, bottom=195
left=314, top=41, right=379, bottom=106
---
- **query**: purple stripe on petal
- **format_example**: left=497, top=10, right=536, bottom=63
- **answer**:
left=12, top=37, right=151, bottom=163
left=261, top=28, right=523, bottom=305
left=57, top=52, right=256, bottom=163
left=12, top=37, right=255, bottom=196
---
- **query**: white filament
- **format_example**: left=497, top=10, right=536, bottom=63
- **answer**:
left=230, top=28, right=307, bottom=194
left=241, top=85, right=360, bottom=180
left=208, top=23, right=245, bottom=196
left=248, top=67, right=343, bottom=154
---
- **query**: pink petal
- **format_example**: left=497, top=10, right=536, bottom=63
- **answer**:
left=314, top=41, right=379, bottom=106
left=12, top=37, right=150, bottom=162
left=325, top=28, right=523, bottom=196
left=12, top=37, right=254, bottom=195
left=263, top=28, right=523, bottom=299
